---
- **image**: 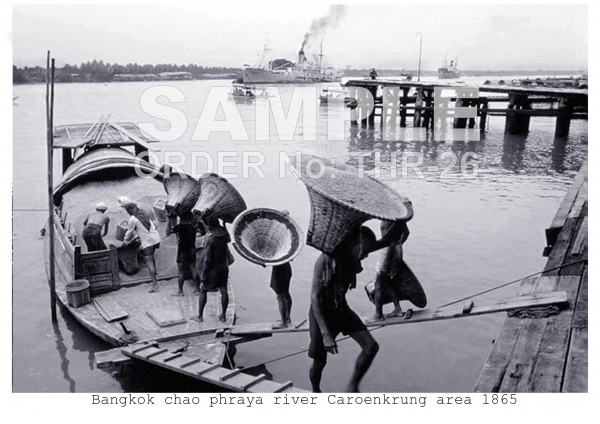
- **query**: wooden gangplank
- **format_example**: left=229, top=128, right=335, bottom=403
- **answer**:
left=231, top=291, right=568, bottom=336
left=119, top=343, right=307, bottom=393
left=475, top=160, right=587, bottom=393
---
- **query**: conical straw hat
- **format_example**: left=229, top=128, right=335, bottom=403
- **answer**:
left=298, top=155, right=413, bottom=253
left=192, top=173, right=247, bottom=223
left=232, top=208, right=304, bottom=266
left=163, top=171, right=200, bottom=215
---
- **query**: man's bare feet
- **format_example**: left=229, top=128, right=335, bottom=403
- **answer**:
left=404, top=309, right=414, bottom=320
left=366, top=314, right=385, bottom=324
left=285, top=318, right=292, bottom=325
left=148, top=284, right=159, bottom=293
left=386, top=309, right=404, bottom=318
left=171, top=291, right=184, bottom=297
left=272, top=320, right=288, bottom=329
left=191, top=316, right=203, bottom=323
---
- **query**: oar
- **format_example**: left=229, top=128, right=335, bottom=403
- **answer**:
left=91, top=114, right=112, bottom=146
left=84, top=115, right=103, bottom=139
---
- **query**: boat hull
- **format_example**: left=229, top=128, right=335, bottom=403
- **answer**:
left=45, top=147, right=236, bottom=348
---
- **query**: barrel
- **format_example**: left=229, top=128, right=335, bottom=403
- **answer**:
left=153, top=198, right=168, bottom=222
left=115, top=220, right=129, bottom=241
left=66, top=279, right=91, bottom=308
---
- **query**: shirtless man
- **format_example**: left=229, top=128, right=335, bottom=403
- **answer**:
left=166, top=211, right=197, bottom=296
left=192, top=218, right=231, bottom=323
left=82, top=202, right=110, bottom=252
left=308, top=226, right=379, bottom=393
left=270, top=262, right=293, bottom=329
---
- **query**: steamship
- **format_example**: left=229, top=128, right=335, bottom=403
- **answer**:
left=241, top=40, right=344, bottom=84
left=438, top=58, right=460, bottom=80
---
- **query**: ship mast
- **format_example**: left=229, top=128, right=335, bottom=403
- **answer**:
left=256, top=32, right=271, bottom=68
left=319, top=39, right=324, bottom=71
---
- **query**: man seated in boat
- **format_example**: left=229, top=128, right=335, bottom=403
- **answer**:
left=192, top=218, right=231, bottom=323
left=308, top=226, right=379, bottom=393
left=166, top=211, right=198, bottom=296
left=82, top=202, right=110, bottom=252
left=122, top=201, right=162, bottom=293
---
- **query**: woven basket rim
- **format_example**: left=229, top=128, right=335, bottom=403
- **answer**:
left=300, top=164, right=413, bottom=221
left=232, top=207, right=304, bottom=266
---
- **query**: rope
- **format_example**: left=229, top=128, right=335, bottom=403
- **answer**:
left=241, top=325, right=386, bottom=371
left=507, top=305, right=561, bottom=319
left=438, top=259, right=587, bottom=308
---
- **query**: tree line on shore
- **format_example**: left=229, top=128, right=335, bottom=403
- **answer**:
left=13, top=59, right=583, bottom=84
left=13, top=61, right=241, bottom=84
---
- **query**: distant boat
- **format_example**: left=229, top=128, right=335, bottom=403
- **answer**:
left=228, top=83, right=273, bottom=101
left=318, top=88, right=358, bottom=108
left=13, top=96, right=19, bottom=102
left=438, top=58, right=460, bottom=79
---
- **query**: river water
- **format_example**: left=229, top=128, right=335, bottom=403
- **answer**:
left=12, top=78, right=587, bottom=392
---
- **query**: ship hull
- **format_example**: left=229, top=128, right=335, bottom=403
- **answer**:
left=243, top=68, right=343, bottom=84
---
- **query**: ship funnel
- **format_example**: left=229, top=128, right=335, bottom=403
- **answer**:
left=298, top=49, right=307, bottom=63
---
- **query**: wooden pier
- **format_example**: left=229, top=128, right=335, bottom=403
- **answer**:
left=341, top=79, right=588, bottom=137
left=474, top=159, right=587, bottom=392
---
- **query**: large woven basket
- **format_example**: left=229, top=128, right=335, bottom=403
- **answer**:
left=299, top=155, right=413, bottom=253
left=192, top=173, right=247, bottom=223
left=232, top=208, right=304, bottom=266
left=163, top=172, right=200, bottom=215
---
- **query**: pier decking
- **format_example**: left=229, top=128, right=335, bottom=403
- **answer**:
left=474, top=160, right=588, bottom=392
left=342, top=78, right=588, bottom=137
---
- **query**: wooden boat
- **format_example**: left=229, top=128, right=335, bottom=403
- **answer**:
left=45, top=119, right=306, bottom=392
left=228, top=83, right=273, bottom=101
left=318, top=88, right=358, bottom=108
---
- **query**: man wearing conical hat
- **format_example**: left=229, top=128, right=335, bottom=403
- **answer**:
left=82, top=202, right=110, bottom=252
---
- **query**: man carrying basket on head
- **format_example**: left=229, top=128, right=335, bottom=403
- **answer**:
left=192, top=218, right=232, bottom=323
left=308, top=226, right=379, bottom=393
left=166, top=211, right=199, bottom=296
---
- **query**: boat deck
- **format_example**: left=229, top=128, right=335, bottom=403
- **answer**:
left=474, top=160, right=588, bottom=392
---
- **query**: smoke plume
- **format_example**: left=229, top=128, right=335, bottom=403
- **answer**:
left=302, top=6, right=347, bottom=49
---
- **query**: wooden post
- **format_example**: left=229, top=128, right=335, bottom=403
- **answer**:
left=46, top=52, right=57, bottom=322
left=400, top=88, right=409, bottom=127
left=468, top=98, right=476, bottom=129
left=367, top=85, right=377, bottom=127
left=479, top=98, right=489, bottom=131
left=422, top=89, right=434, bottom=130
left=505, top=94, right=531, bottom=135
left=413, top=88, right=423, bottom=127
left=555, top=97, right=572, bottom=137
left=454, top=98, right=467, bottom=129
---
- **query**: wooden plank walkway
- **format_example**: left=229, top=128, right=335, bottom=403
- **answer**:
left=474, top=160, right=587, bottom=392
left=119, top=342, right=308, bottom=393
left=230, top=291, right=569, bottom=336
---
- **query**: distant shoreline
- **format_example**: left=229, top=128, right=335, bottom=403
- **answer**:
left=13, top=68, right=586, bottom=85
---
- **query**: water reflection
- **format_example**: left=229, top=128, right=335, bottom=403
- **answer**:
left=501, top=134, right=527, bottom=172
left=52, top=308, right=77, bottom=392
left=551, top=136, right=568, bottom=173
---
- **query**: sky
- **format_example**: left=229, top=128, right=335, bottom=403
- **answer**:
left=12, top=4, right=588, bottom=70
